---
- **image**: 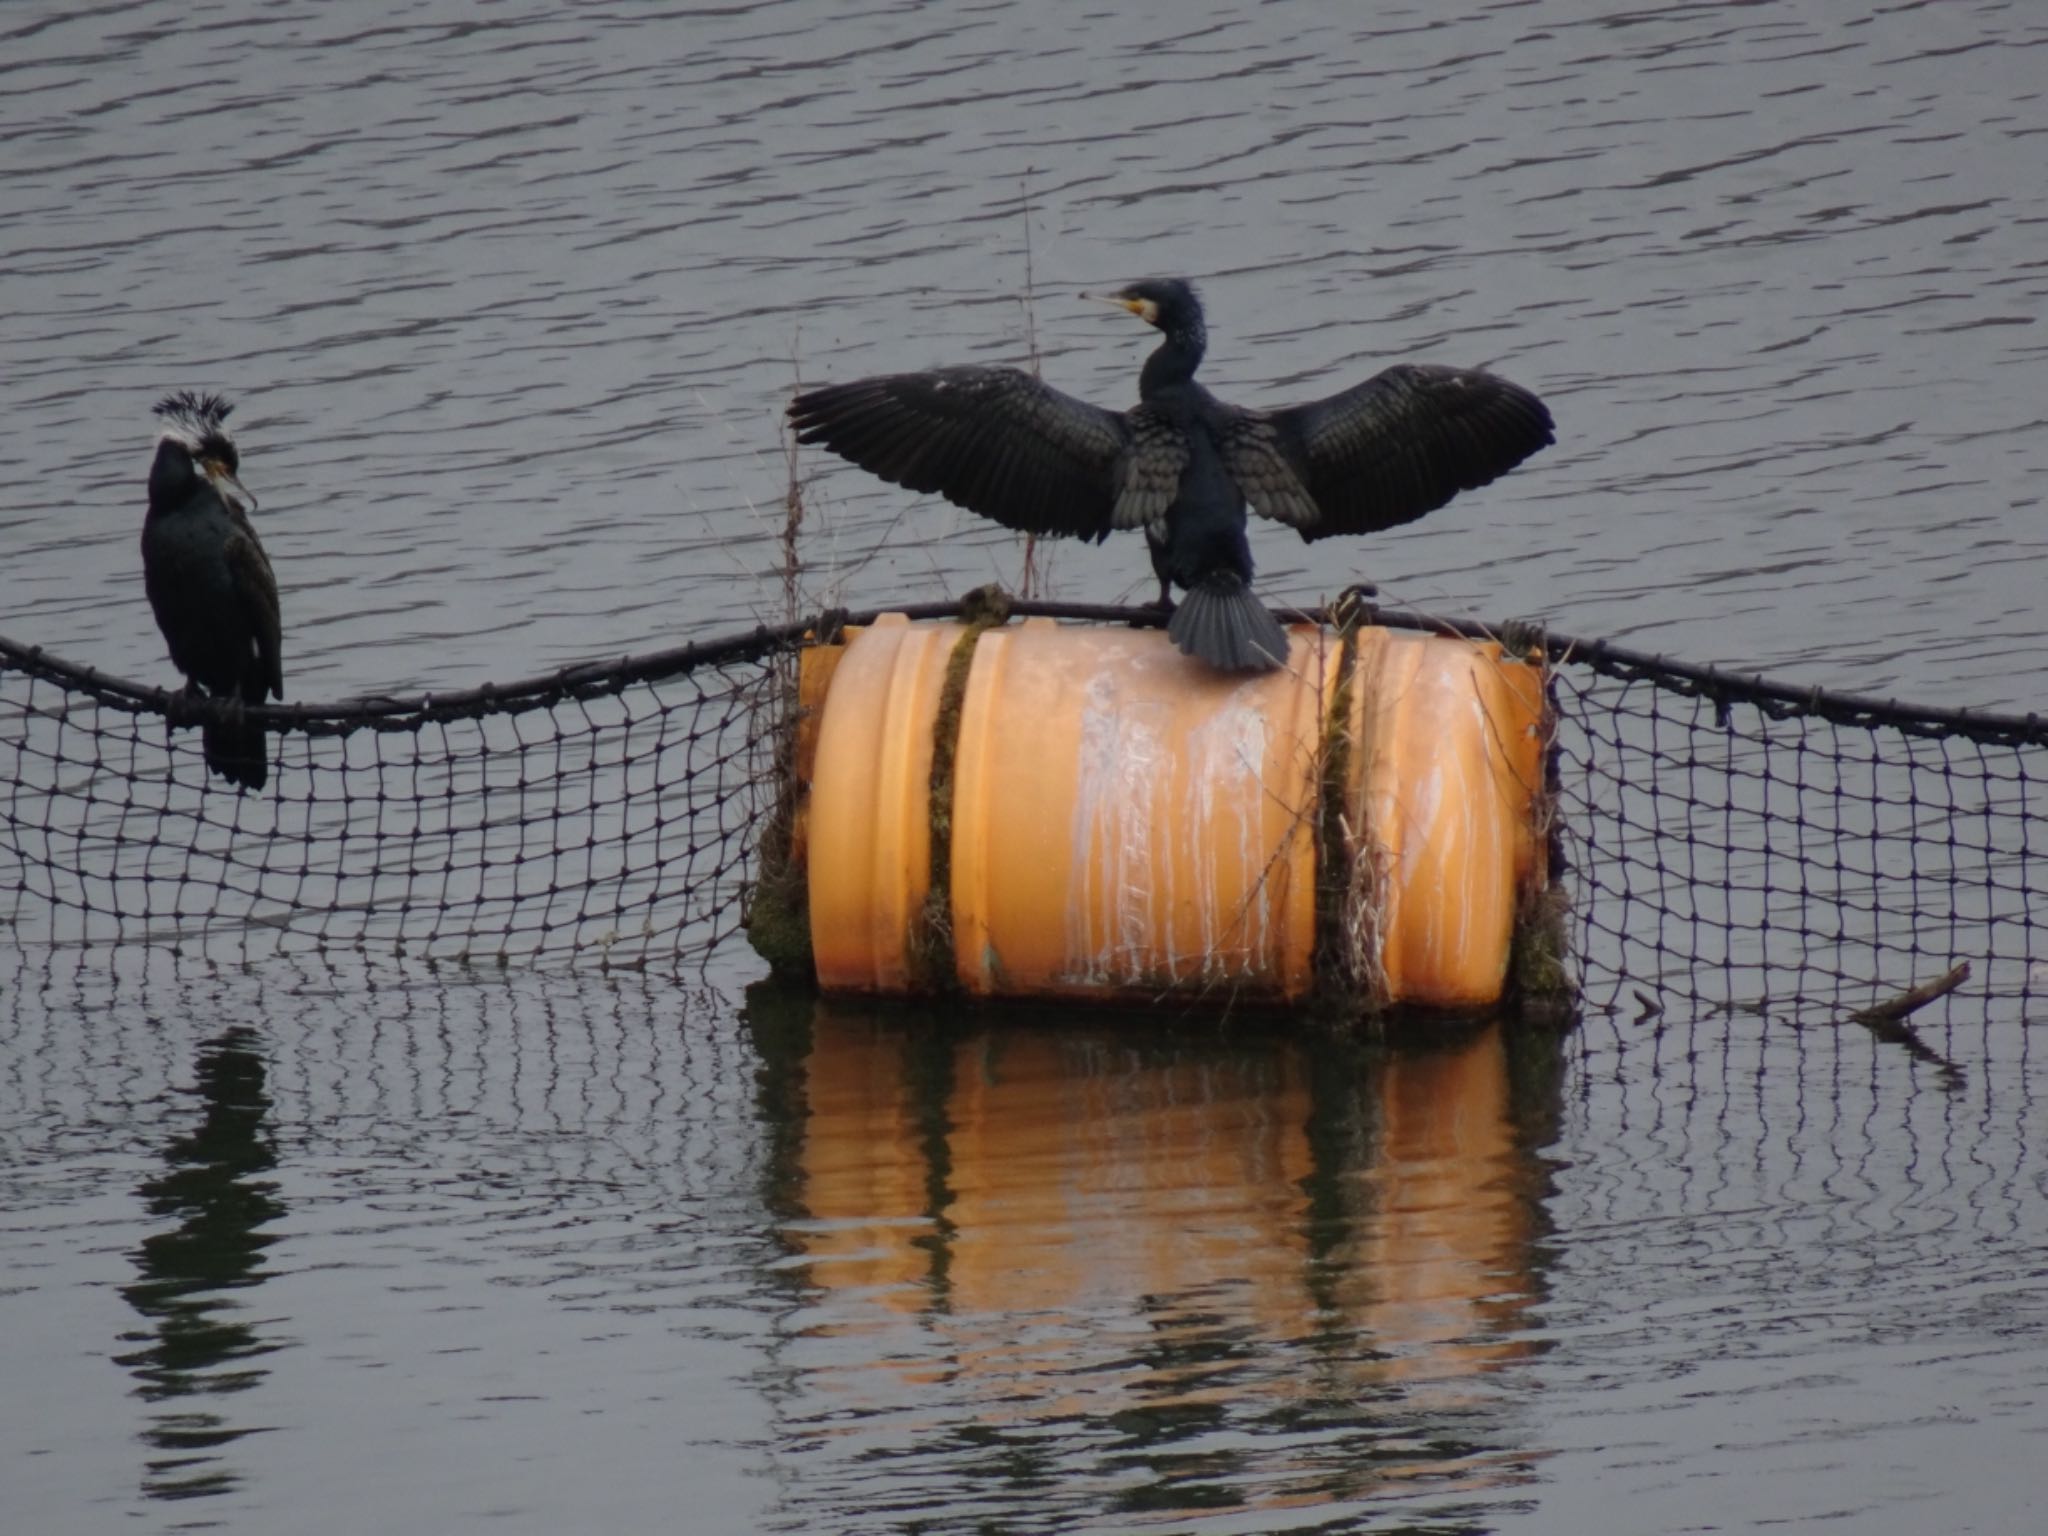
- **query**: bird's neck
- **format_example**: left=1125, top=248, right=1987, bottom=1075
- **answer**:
left=146, top=441, right=198, bottom=522
left=1139, top=320, right=1206, bottom=395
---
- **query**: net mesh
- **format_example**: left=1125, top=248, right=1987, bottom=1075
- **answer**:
left=2, top=632, right=787, bottom=972
left=4, top=607, right=2042, bottom=1030
left=1552, top=662, right=2040, bottom=1033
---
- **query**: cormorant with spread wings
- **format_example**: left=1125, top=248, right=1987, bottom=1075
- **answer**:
left=788, top=279, right=1553, bottom=672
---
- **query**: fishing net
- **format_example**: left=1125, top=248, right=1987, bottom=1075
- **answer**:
left=1545, top=636, right=2042, bottom=1035
left=3, top=604, right=2041, bottom=1031
left=0, top=626, right=796, bottom=973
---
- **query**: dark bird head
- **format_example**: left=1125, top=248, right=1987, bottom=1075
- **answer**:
left=150, top=390, right=256, bottom=515
left=1084, top=278, right=1205, bottom=339
left=1083, top=279, right=1208, bottom=392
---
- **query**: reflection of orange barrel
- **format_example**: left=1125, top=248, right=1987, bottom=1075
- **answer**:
left=802, top=615, right=1545, bottom=1010
left=776, top=997, right=1546, bottom=1415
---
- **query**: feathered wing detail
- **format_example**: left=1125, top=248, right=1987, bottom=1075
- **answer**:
left=1109, top=404, right=1187, bottom=537
left=210, top=515, right=281, bottom=791
left=224, top=514, right=282, bottom=700
left=1218, top=363, right=1554, bottom=542
left=788, top=366, right=1132, bottom=540
left=1207, top=418, right=1319, bottom=528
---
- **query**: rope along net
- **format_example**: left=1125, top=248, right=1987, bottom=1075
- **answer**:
left=3, top=606, right=2042, bottom=1026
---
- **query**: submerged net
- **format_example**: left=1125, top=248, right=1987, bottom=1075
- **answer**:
left=3, top=605, right=2042, bottom=1030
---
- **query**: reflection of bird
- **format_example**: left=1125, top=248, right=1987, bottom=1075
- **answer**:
left=117, top=1025, right=284, bottom=1501
left=788, top=279, right=1555, bottom=672
left=141, top=392, right=282, bottom=790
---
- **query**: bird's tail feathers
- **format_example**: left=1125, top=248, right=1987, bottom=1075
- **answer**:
left=1167, top=574, right=1289, bottom=673
left=201, top=692, right=269, bottom=792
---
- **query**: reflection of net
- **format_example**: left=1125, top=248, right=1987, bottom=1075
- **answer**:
left=4, top=607, right=2042, bottom=1024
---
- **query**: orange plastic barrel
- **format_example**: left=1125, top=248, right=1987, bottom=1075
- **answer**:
left=1344, top=627, right=1546, bottom=1008
left=804, top=617, right=968, bottom=993
left=949, top=619, right=1333, bottom=1000
left=804, top=615, right=1545, bottom=1010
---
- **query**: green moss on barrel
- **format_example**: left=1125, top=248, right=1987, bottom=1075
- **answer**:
left=1508, top=880, right=1574, bottom=1025
left=745, top=665, right=815, bottom=981
left=906, top=591, right=1010, bottom=994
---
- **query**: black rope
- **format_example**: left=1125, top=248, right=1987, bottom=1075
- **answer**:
left=6, top=600, right=2042, bottom=746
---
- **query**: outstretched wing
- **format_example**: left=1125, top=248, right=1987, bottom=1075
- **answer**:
left=1218, top=363, right=1554, bottom=543
left=788, top=366, right=1133, bottom=540
left=224, top=510, right=282, bottom=700
left=1112, top=404, right=1187, bottom=538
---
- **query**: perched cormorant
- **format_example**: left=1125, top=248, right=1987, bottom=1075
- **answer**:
left=141, top=391, right=282, bottom=791
left=788, top=279, right=1554, bottom=672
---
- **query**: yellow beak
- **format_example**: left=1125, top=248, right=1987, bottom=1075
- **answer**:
left=1080, top=290, right=1156, bottom=323
left=204, top=459, right=259, bottom=514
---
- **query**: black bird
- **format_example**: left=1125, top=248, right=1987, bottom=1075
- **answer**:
left=141, top=391, right=282, bottom=790
left=787, top=279, right=1554, bottom=672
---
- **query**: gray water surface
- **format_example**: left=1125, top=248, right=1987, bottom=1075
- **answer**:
left=3, top=1, right=2045, bottom=1531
